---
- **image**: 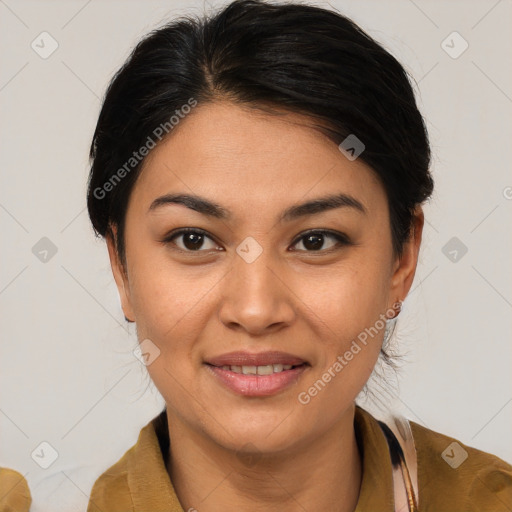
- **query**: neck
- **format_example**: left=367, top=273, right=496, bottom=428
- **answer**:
left=165, top=403, right=362, bottom=512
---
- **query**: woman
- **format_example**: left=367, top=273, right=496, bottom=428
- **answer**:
left=85, top=1, right=512, bottom=510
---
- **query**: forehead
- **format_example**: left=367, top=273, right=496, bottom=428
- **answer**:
left=132, top=101, right=384, bottom=213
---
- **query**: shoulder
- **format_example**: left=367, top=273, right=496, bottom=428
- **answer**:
left=87, top=446, right=135, bottom=512
left=87, top=410, right=173, bottom=512
left=410, top=420, right=512, bottom=511
left=0, top=467, right=32, bottom=512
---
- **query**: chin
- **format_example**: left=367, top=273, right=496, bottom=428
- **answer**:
left=209, top=411, right=308, bottom=452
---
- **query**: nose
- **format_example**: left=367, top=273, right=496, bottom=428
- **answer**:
left=218, top=248, right=296, bottom=336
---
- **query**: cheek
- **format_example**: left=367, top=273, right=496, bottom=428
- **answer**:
left=298, top=259, right=390, bottom=400
left=125, top=238, right=191, bottom=320
left=128, top=260, right=212, bottom=407
left=295, top=267, right=388, bottom=413
left=129, top=263, right=208, bottom=340
left=304, top=259, right=390, bottom=333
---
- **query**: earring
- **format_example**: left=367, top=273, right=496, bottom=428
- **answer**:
left=387, top=300, right=403, bottom=320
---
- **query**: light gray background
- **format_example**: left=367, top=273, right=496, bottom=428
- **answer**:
left=1, top=0, right=511, bottom=510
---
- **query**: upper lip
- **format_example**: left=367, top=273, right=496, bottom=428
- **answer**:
left=205, top=351, right=308, bottom=367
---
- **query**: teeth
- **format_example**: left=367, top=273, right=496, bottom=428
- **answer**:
left=257, top=365, right=274, bottom=375
left=218, top=363, right=300, bottom=374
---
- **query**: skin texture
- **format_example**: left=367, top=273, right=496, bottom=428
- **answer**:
left=107, top=101, right=424, bottom=512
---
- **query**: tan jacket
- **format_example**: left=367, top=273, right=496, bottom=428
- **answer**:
left=86, top=406, right=512, bottom=512
left=0, top=468, right=32, bottom=512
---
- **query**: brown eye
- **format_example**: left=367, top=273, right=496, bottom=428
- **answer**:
left=291, top=230, right=350, bottom=252
left=164, top=229, right=221, bottom=252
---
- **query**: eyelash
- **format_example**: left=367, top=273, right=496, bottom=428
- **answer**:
left=161, top=228, right=351, bottom=254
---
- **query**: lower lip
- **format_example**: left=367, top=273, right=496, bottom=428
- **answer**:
left=205, top=364, right=309, bottom=397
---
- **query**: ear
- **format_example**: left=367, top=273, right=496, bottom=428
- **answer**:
left=388, top=206, right=425, bottom=307
left=106, top=226, right=135, bottom=322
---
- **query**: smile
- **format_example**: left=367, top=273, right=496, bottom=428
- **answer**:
left=204, top=362, right=309, bottom=396
left=217, top=363, right=298, bottom=374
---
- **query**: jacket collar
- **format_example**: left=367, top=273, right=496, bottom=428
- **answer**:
left=353, top=405, right=395, bottom=511
left=126, top=405, right=395, bottom=511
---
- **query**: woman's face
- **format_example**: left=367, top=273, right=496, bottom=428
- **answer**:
left=109, top=101, right=422, bottom=455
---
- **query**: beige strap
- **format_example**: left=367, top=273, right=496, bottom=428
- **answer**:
left=378, top=415, right=419, bottom=511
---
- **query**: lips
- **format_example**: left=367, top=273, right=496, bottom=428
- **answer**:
left=205, top=363, right=309, bottom=396
left=204, top=351, right=310, bottom=396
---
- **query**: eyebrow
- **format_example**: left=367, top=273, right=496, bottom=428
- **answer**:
left=148, top=192, right=367, bottom=221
